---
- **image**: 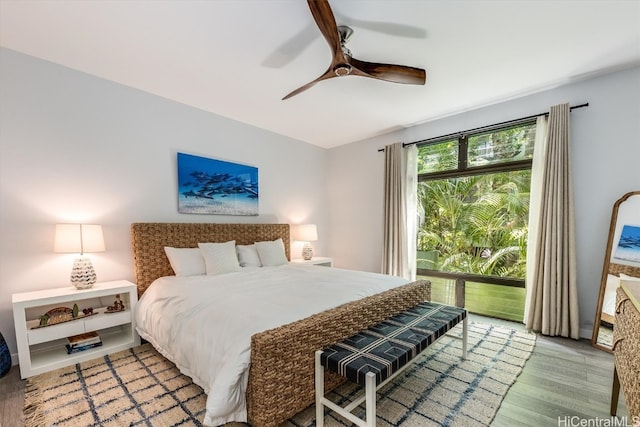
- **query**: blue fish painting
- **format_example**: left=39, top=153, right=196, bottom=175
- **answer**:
left=177, top=152, right=258, bottom=215
left=614, top=224, right=640, bottom=264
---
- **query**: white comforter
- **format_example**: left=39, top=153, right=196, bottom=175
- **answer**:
left=135, top=264, right=408, bottom=426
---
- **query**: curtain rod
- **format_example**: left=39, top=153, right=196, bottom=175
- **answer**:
left=377, top=102, right=589, bottom=152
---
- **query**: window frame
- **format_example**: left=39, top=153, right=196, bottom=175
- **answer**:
left=415, top=118, right=537, bottom=289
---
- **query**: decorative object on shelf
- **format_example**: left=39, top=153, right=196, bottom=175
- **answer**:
left=177, top=152, right=259, bottom=216
left=45, top=307, right=73, bottom=324
left=0, top=330, right=11, bottom=378
left=66, top=341, right=103, bottom=354
left=72, top=304, right=79, bottom=318
left=293, top=224, right=318, bottom=260
left=39, top=314, right=49, bottom=326
left=67, top=331, right=101, bottom=347
left=66, top=331, right=103, bottom=354
left=106, top=294, right=125, bottom=312
left=54, top=223, right=105, bottom=289
left=31, top=306, right=97, bottom=330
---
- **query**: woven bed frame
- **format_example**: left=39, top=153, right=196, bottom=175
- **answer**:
left=130, top=222, right=430, bottom=427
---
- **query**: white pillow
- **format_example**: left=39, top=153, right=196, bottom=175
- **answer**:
left=620, top=273, right=640, bottom=281
left=198, top=241, right=241, bottom=275
left=255, top=238, right=288, bottom=266
left=164, top=247, right=206, bottom=277
left=236, top=244, right=262, bottom=267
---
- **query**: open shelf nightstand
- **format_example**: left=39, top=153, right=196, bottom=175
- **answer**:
left=12, top=280, right=140, bottom=378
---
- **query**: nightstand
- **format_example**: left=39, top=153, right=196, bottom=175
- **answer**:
left=12, top=280, right=140, bottom=378
left=291, top=257, right=333, bottom=267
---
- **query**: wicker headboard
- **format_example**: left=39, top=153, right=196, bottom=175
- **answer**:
left=609, top=263, right=640, bottom=278
left=131, top=223, right=290, bottom=296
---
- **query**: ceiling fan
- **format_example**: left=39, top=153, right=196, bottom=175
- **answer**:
left=282, top=0, right=427, bottom=100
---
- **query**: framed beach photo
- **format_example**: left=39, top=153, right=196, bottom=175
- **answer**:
left=177, top=152, right=258, bottom=215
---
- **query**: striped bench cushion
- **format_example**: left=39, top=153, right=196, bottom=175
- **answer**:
left=320, top=301, right=467, bottom=387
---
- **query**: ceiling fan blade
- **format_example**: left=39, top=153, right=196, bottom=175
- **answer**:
left=350, top=57, right=426, bottom=85
left=307, top=0, right=342, bottom=59
left=334, top=12, right=427, bottom=39
left=262, top=24, right=317, bottom=68
left=282, top=68, right=336, bottom=100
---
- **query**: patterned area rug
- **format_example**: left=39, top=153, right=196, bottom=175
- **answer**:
left=24, top=322, right=535, bottom=427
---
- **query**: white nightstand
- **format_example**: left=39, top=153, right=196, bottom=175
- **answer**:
left=291, top=257, right=333, bottom=267
left=12, top=280, right=140, bottom=378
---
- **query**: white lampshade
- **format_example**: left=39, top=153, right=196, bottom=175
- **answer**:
left=54, top=224, right=105, bottom=254
left=54, top=224, right=105, bottom=289
left=294, top=224, right=318, bottom=242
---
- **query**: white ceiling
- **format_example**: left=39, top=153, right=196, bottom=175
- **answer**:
left=1, top=0, right=639, bottom=149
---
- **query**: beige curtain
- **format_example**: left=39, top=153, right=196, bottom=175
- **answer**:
left=382, top=143, right=417, bottom=280
left=524, top=116, right=548, bottom=322
left=524, top=103, right=580, bottom=339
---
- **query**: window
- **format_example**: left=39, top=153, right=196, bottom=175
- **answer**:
left=415, top=120, right=536, bottom=321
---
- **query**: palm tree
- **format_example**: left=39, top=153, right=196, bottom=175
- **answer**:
left=417, top=170, right=531, bottom=279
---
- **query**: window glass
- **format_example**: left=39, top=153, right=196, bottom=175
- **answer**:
left=416, top=121, right=535, bottom=280
left=468, top=123, right=536, bottom=167
left=417, top=139, right=458, bottom=174
left=417, top=170, right=531, bottom=280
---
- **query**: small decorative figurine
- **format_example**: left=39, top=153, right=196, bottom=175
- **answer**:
left=107, top=294, right=125, bottom=312
left=39, top=314, right=49, bottom=326
left=72, top=304, right=79, bottom=318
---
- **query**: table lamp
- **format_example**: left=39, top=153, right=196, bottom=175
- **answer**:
left=294, top=224, right=318, bottom=260
left=54, top=224, right=105, bottom=289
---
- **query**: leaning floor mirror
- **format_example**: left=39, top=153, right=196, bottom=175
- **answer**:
left=592, top=190, right=640, bottom=352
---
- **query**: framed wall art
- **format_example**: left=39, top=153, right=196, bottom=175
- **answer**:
left=177, top=152, right=258, bottom=216
left=614, top=224, right=640, bottom=263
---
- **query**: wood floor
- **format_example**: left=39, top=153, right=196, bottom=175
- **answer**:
left=488, top=317, right=629, bottom=426
left=0, top=316, right=629, bottom=427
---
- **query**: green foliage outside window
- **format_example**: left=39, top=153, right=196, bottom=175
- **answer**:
left=468, top=124, right=535, bottom=167
left=416, top=122, right=535, bottom=280
left=417, top=139, right=457, bottom=174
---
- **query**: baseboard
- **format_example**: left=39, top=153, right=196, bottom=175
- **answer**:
left=579, top=326, right=593, bottom=340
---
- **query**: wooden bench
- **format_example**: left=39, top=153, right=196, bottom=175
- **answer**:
left=315, top=301, right=468, bottom=427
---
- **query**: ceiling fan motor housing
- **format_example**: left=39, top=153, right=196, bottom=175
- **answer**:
left=334, top=63, right=352, bottom=76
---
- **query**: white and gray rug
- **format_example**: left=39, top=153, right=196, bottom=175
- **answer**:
left=285, top=322, right=536, bottom=427
left=24, top=322, right=536, bottom=427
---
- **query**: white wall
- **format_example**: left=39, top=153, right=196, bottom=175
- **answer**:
left=0, top=48, right=329, bottom=360
left=327, top=66, right=640, bottom=338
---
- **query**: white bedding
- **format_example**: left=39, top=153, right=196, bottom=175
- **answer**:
left=134, top=264, right=408, bottom=426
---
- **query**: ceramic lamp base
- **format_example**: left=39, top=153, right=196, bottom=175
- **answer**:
left=70, top=257, right=97, bottom=289
left=302, top=243, right=313, bottom=261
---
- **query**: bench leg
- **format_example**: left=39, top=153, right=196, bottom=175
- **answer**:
left=365, top=372, right=376, bottom=427
left=315, top=350, right=325, bottom=427
left=462, top=316, right=468, bottom=359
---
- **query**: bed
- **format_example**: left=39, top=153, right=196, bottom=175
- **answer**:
left=131, top=223, right=430, bottom=427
